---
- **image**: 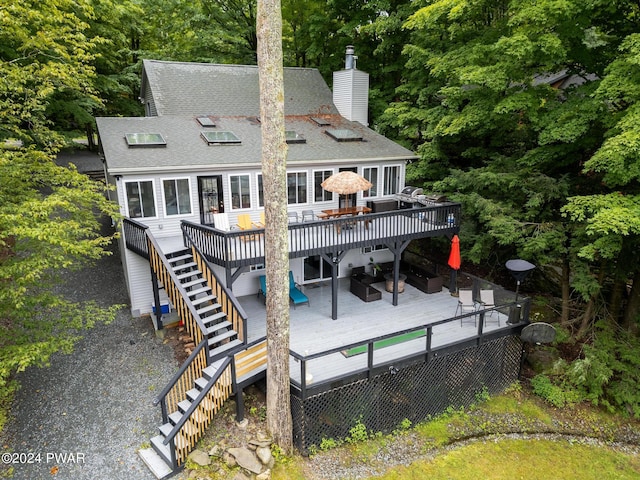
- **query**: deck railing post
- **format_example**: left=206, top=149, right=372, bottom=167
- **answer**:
left=367, top=342, right=374, bottom=379
left=231, top=359, right=245, bottom=422
left=300, top=358, right=307, bottom=400
left=425, top=326, right=433, bottom=363
left=477, top=311, right=485, bottom=344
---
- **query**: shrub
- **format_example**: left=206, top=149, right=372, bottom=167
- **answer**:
left=565, top=322, right=640, bottom=417
left=530, top=374, right=582, bottom=408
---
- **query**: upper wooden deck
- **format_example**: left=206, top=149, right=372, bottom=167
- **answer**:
left=178, top=203, right=461, bottom=269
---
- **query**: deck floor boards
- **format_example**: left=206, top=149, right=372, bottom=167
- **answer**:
left=237, top=278, right=511, bottom=385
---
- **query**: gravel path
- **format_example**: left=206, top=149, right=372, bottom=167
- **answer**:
left=1, top=217, right=179, bottom=480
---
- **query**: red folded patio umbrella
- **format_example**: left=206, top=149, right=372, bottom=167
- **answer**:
left=448, top=235, right=461, bottom=295
left=448, top=235, right=461, bottom=270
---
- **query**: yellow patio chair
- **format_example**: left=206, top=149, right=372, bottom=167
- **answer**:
left=236, top=213, right=258, bottom=241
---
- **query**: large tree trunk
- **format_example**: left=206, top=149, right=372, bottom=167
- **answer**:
left=576, top=263, right=607, bottom=340
left=560, top=254, right=570, bottom=325
left=257, top=0, right=293, bottom=452
left=623, top=270, right=640, bottom=336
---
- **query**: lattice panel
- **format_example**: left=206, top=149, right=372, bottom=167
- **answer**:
left=293, top=335, right=522, bottom=453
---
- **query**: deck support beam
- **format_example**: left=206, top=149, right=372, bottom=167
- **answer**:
left=150, top=267, right=163, bottom=330
left=387, top=239, right=412, bottom=306
left=322, top=251, right=346, bottom=320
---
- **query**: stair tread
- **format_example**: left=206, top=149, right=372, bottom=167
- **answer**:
left=201, top=361, right=223, bottom=380
left=181, top=278, right=207, bottom=288
left=168, top=253, right=192, bottom=264
left=150, top=435, right=171, bottom=463
left=187, top=286, right=211, bottom=297
left=209, top=339, right=243, bottom=358
left=160, top=420, right=197, bottom=437
left=191, top=294, right=216, bottom=305
left=139, top=446, right=173, bottom=479
left=172, top=261, right=197, bottom=271
left=176, top=270, right=200, bottom=280
left=202, top=311, right=227, bottom=325
left=206, top=320, right=231, bottom=332
left=168, top=411, right=182, bottom=425
left=208, top=329, right=236, bottom=345
left=197, top=303, right=220, bottom=315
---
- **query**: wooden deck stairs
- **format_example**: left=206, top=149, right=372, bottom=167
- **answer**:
left=138, top=241, right=266, bottom=478
left=165, top=250, right=243, bottom=359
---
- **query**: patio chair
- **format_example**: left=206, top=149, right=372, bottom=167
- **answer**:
left=456, top=289, right=477, bottom=326
left=257, top=275, right=267, bottom=303
left=301, top=210, right=315, bottom=222
left=289, top=271, right=309, bottom=308
left=288, top=211, right=299, bottom=223
left=236, top=213, right=260, bottom=241
left=254, top=211, right=265, bottom=228
left=212, top=213, right=232, bottom=231
left=236, top=213, right=254, bottom=230
left=479, top=289, right=499, bottom=326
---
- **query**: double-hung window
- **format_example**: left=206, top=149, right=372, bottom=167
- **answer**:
left=257, top=174, right=264, bottom=207
left=362, top=167, right=378, bottom=198
left=287, top=172, right=307, bottom=204
left=313, top=170, right=333, bottom=202
left=125, top=180, right=156, bottom=218
left=162, top=178, right=192, bottom=215
left=230, top=174, right=251, bottom=209
left=383, top=165, right=400, bottom=196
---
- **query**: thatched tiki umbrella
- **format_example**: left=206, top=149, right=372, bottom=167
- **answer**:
left=321, top=171, right=372, bottom=207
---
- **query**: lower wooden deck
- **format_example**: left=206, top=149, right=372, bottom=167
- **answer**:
left=237, top=278, right=512, bottom=386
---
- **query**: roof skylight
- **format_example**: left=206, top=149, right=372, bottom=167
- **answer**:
left=125, top=133, right=167, bottom=147
left=197, top=116, right=216, bottom=127
left=201, top=131, right=241, bottom=145
left=310, top=117, right=331, bottom=126
left=325, top=128, right=363, bottom=142
left=285, top=131, right=306, bottom=144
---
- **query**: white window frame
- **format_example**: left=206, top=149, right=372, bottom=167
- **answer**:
left=257, top=173, right=264, bottom=207
left=313, top=169, right=334, bottom=203
left=229, top=173, right=252, bottom=210
left=123, top=179, right=157, bottom=219
left=161, top=177, right=192, bottom=217
left=362, top=166, right=379, bottom=198
left=287, top=171, right=308, bottom=205
left=383, top=165, right=402, bottom=196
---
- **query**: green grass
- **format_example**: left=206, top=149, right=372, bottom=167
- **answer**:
left=375, top=439, right=640, bottom=480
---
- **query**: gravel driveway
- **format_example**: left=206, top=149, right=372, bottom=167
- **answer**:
left=1, top=217, right=179, bottom=480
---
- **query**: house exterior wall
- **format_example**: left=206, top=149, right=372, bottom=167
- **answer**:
left=114, top=160, right=405, bottom=316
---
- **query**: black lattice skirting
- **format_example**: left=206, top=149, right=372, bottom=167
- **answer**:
left=292, top=335, right=523, bottom=453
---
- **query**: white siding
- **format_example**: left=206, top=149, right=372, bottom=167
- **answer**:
left=332, top=69, right=369, bottom=126
left=115, top=160, right=406, bottom=313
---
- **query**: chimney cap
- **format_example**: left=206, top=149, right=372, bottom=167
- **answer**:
left=345, top=45, right=357, bottom=70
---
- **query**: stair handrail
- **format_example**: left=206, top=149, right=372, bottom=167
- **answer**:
left=153, top=337, right=209, bottom=414
left=162, top=358, right=233, bottom=467
left=162, top=356, right=232, bottom=446
left=146, top=232, right=209, bottom=345
left=122, top=217, right=150, bottom=259
left=182, top=224, right=249, bottom=343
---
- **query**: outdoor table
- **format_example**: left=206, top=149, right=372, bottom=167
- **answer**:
left=320, top=206, right=372, bottom=233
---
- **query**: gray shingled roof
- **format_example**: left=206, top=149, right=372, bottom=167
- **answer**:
left=97, top=114, right=416, bottom=175
left=141, top=59, right=339, bottom=117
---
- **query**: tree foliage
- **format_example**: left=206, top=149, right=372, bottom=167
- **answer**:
left=0, top=0, right=120, bottom=418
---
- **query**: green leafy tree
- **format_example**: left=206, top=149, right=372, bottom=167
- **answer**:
left=0, top=0, right=120, bottom=426
left=384, top=0, right=635, bottom=328
left=383, top=0, right=640, bottom=413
